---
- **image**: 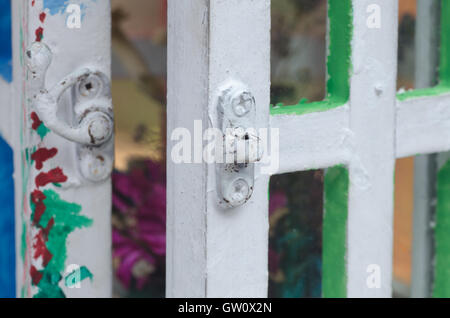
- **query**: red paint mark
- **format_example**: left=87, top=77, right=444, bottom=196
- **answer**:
left=39, top=12, right=46, bottom=23
left=33, top=230, right=53, bottom=267
left=35, top=168, right=68, bottom=188
left=31, top=112, right=42, bottom=130
left=31, top=148, right=58, bottom=170
left=32, top=0, right=35, bottom=6
left=35, top=27, right=44, bottom=42
left=31, top=190, right=46, bottom=225
left=43, top=218, right=55, bottom=238
left=30, top=265, right=43, bottom=286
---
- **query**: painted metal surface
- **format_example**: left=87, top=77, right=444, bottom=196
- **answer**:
left=167, top=0, right=270, bottom=297
left=11, top=0, right=112, bottom=298
left=270, top=0, right=353, bottom=298
left=216, top=81, right=262, bottom=208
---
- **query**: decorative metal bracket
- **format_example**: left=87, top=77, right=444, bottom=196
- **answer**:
left=216, top=81, right=263, bottom=208
left=26, top=42, right=114, bottom=182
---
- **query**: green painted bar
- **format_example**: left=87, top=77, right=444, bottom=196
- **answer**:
left=439, top=0, right=450, bottom=84
left=433, top=0, right=450, bottom=298
left=270, top=0, right=353, bottom=116
left=433, top=160, right=450, bottom=297
left=268, top=0, right=353, bottom=297
left=323, top=166, right=349, bottom=298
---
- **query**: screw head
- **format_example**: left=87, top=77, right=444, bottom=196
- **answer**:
left=232, top=91, right=254, bottom=117
left=229, top=178, right=250, bottom=205
left=80, top=152, right=113, bottom=182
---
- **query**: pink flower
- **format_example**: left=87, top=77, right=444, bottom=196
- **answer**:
left=112, top=160, right=166, bottom=290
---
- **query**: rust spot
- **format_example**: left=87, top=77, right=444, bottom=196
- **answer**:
left=88, top=127, right=96, bottom=145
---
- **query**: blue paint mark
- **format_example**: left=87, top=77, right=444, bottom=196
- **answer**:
left=0, top=0, right=12, bottom=83
left=44, top=0, right=96, bottom=17
left=0, top=136, right=15, bottom=298
left=43, top=0, right=70, bottom=15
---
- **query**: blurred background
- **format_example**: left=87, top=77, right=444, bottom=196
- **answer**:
left=109, top=0, right=419, bottom=298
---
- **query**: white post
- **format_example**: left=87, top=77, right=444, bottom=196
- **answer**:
left=167, top=0, right=270, bottom=297
left=347, top=0, right=398, bottom=297
left=12, top=0, right=112, bottom=298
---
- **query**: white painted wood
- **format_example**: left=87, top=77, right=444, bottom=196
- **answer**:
left=167, top=0, right=450, bottom=298
left=12, top=0, right=112, bottom=298
left=396, top=94, right=450, bottom=158
left=270, top=105, right=351, bottom=174
left=346, top=0, right=398, bottom=297
left=166, top=0, right=209, bottom=298
left=167, top=0, right=270, bottom=297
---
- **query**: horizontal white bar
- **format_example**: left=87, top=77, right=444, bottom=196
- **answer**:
left=397, top=93, right=450, bottom=158
left=270, top=104, right=351, bottom=174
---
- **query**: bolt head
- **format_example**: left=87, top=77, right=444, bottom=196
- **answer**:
left=229, top=178, right=250, bottom=205
left=232, top=92, right=254, bottom=117
left=26, top=42, right=52, bottom=76
left=87, top=113, right=112, bottom=145
left=80, top=152, right=113, bottom=182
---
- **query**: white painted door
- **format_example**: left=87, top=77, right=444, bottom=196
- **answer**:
left=7, top=0, right=113, bottom=298
left=168, top=0, right=450, bottom=298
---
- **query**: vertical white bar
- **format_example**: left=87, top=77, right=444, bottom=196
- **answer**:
left=0, top=80, right=11, bottom=143
left=12, top=0, right=112, bottom=298
left=167, top=0, right=270, bottom=297
left=167, top=0, right=209, bottom=297
left=411, top=0, right=440, bottom=298
left=347, top=0, right=398, bottom=297
left=206, top=0, right=270, bottom=298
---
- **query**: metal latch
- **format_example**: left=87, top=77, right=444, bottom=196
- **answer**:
left=26, top=42, right=114, bottom=182
left=216, top=81, right=263, bottom=208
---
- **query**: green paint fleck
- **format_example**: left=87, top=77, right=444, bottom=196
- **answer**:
left=397, top=85, right=450, bottom=101
left=270, top=0, right=353, bottom=116
left=323, top=165, right=348, bottom=298
left=36, top=123, right=51, bottom=140
left=20, top=222, right=27, bottom=261
left=30, top=189, right=93, bottom=298
left=271, top=100, right=345, bottom=116
left=65, top=266, right=93, bottom=288
left=433, top=160, right=450, bottom=297
left=52, top=183, right=62, bottom=188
